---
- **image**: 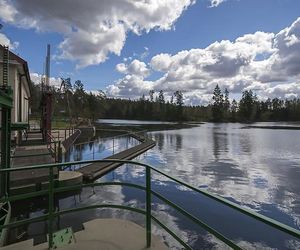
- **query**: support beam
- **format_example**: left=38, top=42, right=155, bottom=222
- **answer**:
left=0, top=106, right=11, bottom=197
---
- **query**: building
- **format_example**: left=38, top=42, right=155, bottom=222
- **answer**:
left=0, top=45, right=31, bottom=144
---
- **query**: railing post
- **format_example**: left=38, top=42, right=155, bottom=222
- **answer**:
left=113, top=137, right=114, bottom=154
left=58, top=141, right=62, bottom=163
left=48, top=166, right=54, bottom=249
left=93, top=143, right=95, bottom=160
left=54, top=141, right=57, bottom=162
left=146, top=166, right=151, bottom=248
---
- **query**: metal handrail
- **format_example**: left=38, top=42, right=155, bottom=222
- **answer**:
left=46, top=132, right=62, bottom=162
left=73, top=130, right=147, bottom=147
left=0, top=159, right=299, bottom=249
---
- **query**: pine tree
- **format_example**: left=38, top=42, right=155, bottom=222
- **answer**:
left=212, top=84, right=224, bottom=122
left=158, top=90, right=165, bottom=104
left=149, top=90, right=154, bottom=102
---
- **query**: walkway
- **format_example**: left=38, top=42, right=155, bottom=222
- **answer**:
left=78, top=133, right=156, bottom=181
left=11, top=144, right=56, bottom=187
left=2, top=219, right=168, bottom=250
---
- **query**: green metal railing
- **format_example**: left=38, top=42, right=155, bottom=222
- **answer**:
left=0, top=159, right=300, bottom=249
left=46, top=132, right=62, bottom=163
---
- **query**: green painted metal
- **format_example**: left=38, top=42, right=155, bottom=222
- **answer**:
left=52, top=227, right=75, bottom=248
left=150, top=166, right=300, bottom=239
left=146, top=165, right=151, bottom=247
left=58, top=141, right=62, bottom=163
left=0, top=89, right=13, bottom=108
left=151, top=216, right=192, bottom=250
left=0, top=122, right=28, bottom=131
left=0, top=86, right=12, bottom=198
left=0, top=202, right=11, bottom=247
left=0, top=190, right=49, bottom=203
left=10, top=152, right=52, bottom=158
left=151, top=190, right=242, bottom=250
left=48, top=167, right=54, bottom=249
left=0, top=159, right=299, bottom=250
left=11, top=122, right=29, bottom=130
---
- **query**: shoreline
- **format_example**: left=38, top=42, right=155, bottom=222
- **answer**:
left=242, top=125, right=300, bottom=130
left=94, top=121, right=201, bottom=133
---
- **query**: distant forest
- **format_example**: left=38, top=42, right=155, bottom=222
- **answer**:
left=30, top=79, right=300, bottom=123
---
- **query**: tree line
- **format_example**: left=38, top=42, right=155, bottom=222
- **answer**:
left=211, top=84, right=300, bottom=122
left=29, top=80, right=300, bottom=122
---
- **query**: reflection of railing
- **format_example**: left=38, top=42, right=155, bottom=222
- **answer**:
left=0, top=159, right=299, bottom=249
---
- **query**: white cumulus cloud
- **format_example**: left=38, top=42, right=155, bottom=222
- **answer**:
left=30, top=72, right=61, bottom=88
left=116, top=59, right=150, bottom=78
left=0, top=32, right=19, bottom=49
left=0, top=0, right=195, bottom=68
left=209, top=0, right=227, bottom=7
left=107, top=17, right=300, bottom=105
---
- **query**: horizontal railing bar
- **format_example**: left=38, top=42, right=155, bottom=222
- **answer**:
left=0, top=205, right=145, bottom=231
left=50, top=128, right=74, bottom=130
left=151, top=215, right=192, bottom=250
left=54, top=182, right=146, bottom=194
left=73, top=130, right=146, bottom=147
left=0, top=159, right=150, bottom=172
left=1, top=158, right=299, bottom=239
left=54, top=203, right=197, bottom=250
left=150, top=167, right=300, bottom=239
left=0, top=201, right=189, bottom=250
left=11, top=152, right=52, bottom=158
left=0, top=190, right=49, bottom=203
left=151, top=190, right=241, bottom=249
left=73, top=136, right=129, bottom=147
left=0, top=214, right=49, bottom=230
left=54, top=204, right=146, bottom=218
left=0, top=182, right=145, bottom=203
left=70, top=143, right=136, bottom=159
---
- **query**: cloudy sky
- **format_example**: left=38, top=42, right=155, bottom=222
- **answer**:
left=0, top=0, right=300, bottom=105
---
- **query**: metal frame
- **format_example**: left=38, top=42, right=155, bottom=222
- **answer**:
left=46, top=132, right=62, bottom=162
left=0, top=86, right=13, bottom=198
left=0, top=159, right=299, bottom=249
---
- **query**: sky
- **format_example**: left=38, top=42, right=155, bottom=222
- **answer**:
left=0, top=0, right=300, bottom=105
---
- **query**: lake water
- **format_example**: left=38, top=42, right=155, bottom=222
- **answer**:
left=12, top=122, right=300, bottom=249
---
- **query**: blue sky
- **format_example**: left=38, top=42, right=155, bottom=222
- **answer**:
left=1, top=0, right=300, bottom=104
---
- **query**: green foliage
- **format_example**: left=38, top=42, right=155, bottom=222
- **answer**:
left=212, top=84, right=224, bottom=122
left=238, top=90, right=258, bottom=122
left=29, top=80, right=300, bottom=123
left=158, top=90, right=165, bottom=104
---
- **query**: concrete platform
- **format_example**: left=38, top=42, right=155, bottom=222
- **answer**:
left=2, top=219, right=168, bottom=250
left=10, top=145, right=57, bottom=187
left=10, top=171, right=83, bottom=196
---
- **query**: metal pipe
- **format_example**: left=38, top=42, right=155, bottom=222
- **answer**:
left=146, top=166, right=151, bottom=247
left=48, top=167, right=54, bottom=249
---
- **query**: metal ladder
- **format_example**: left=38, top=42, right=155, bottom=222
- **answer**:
left=2, top=46, right=9, bottom=86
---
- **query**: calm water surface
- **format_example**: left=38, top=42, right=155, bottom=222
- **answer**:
left=12, top=122, right=300, bottom=249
